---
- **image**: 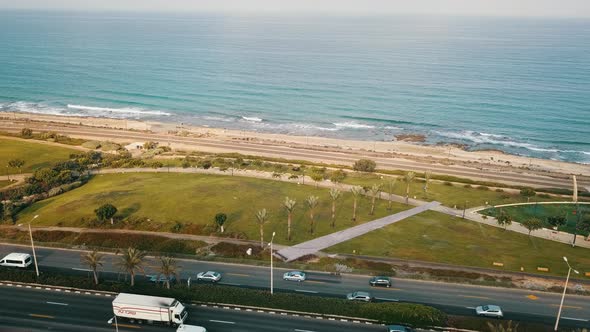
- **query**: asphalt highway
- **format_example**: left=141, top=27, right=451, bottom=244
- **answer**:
left=0, top=244, right=588, bottom=329
left=0, top=285, right=383, bottom=332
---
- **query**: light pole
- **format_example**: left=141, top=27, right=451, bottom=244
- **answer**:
left=28, top=215, right=40, bottom=277
left=268, top=231, right=276, bottom=295
left=554, top=256, right=579, bottom=331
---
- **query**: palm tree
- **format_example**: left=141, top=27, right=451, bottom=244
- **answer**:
left=306, top=196, right=319, bottom=234
left=423, top=171, right=431, bottom=194
left=156, top=256, right=180, bottom=289
left=80, top=250, right=104, bottom=285
left=116, top=247, right=147, bottom=286
left=486, top=321, right=519, bottom=332
left=350, top=186, right=364, bottom=221
left=404, top=171, right=415, bottom=204
left=368, top=184, right=382, bottom=215
left=283, top=197, right=297, bottom=241
left=385, top=177, right=397, bottom=211
left=329, top=188, right=342, bottom=227
left=255, top=209, right=269, bottom=248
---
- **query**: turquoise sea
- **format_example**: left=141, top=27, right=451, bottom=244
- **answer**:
left=0, top=11, right=589, bottom=163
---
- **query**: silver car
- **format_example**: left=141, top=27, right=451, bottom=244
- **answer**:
left=346, top=291, right=373, bottom=302
left=283, top=271, right=306, bottom=282
left=475, top=305, right=503, bottom=318
left=196, top=271, right=222, bottom=282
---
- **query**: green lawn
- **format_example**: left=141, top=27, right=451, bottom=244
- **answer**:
left=328, top=210, right=590, bottom=276
left=18, top=172, right=407, bottom=244
left=481, top=203, right=587, bottom=235
left=341, top=173, right=559, bottom=209
left=0, top=137, right=78, bottom=172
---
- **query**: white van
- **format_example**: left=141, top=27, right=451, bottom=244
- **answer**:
left=0, top=253, right=33, bottom=268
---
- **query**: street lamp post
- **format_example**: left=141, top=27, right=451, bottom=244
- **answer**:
left=554, top=256, right=579, bottom=331
left=268, top=231, right=276, bottom=295
left=28, top=215, right=40, bottom=277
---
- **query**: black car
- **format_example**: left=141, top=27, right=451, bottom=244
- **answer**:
left=369, top=276, right=392, bottom=287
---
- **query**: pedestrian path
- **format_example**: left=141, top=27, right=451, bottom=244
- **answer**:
left=275, top=201, right=441, bottom=262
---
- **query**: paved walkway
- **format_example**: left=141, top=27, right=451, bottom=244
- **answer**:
left=275, top=201, right=441, bottom=262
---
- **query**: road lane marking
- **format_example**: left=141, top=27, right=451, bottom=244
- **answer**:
left=381, top=287, right=402, bottom=291
left=526, top=294, right=539, bottom=300
left=113, top=323, right=141, bottom=329
left=72, top=267, right=92, bottom=272
left=304, top=280, right=325, bottom=284
left=465, top=307, right=476, bottom=309
left=562, top=317, right=589, bottom=322
left=459, top=295, right=490, bottom=300
left=218, top=282, right=241, bottom=286
left=46, top=301, right=68, bottom=306
left=549, top=304, right=582, bottom=310
left=210, top=319, right=236, bottom=324
left=227, top=273, right=250, bottom=277
left=295, top=329, right=316, bottom=332
left=29, top=314, right=54, bottom=319
left=295, top=289, right=318, bottom=294
left=376, top=297, right=399, bottom=302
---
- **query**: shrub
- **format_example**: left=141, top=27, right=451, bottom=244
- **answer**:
left=352, top=159, right=376, bottom=172
left=82, top=141, right=102, bottom=149
left=463, top=184, right=472, bottom=189
left=495, top=188, right=504, bottom=192
left=477, top=186, right=489, bottom=191
left=20, top=127, right=33, bottom=138
left=443, top=181, right=453, bottom=186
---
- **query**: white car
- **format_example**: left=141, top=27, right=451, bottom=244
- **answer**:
left=0, top=253, right=33, bottom=268
left=283, top=271, right=306, bottom=282
left=346, top=291, right=373, bottom=302
left=475, top=305, right=503, bottom=318
left=196, top=271, right=222, bottom=282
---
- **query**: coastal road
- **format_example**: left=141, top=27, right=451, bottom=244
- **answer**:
left=0, top=122, right=586, bottom=190
left=1, top=243, right=589, bottom=329
left=0, top=285, right=382, bottom=332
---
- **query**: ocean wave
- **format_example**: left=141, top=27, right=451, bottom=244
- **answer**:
left=202, top=115, right=236, bottom=122
left=241, top=116, right=263, bottom=122
left=333, top=121, right=375, bottom=129
left=67, top=104, right=171, bottom=116
left=1, top=101, right=86, bottom=117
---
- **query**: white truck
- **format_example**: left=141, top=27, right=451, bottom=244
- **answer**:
left=112, top=293, right=188, bottom=326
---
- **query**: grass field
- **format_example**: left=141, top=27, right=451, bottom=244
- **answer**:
left=0, top=180, right=11, bottom=188
left=341, top=173, right=560, bottom=209
left=328, top=210, right=590, bottom=276
left=481, top=203, right=587, bottom=235
left=18, top=172, right=407, bottom=244
left=0, top=137, right=78, bottom=172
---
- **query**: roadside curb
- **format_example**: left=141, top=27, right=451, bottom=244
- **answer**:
left=0, top=280, right=117, bottom=297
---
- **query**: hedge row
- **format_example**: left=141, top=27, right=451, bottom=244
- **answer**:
left=0, top=268, right=447, bottom=327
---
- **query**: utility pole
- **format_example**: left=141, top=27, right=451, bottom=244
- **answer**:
left=268, top=232, right=276, bottom=295
left=28, top=215, right=40, bottom=277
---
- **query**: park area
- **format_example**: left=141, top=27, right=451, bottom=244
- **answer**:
left=0, top=137, right=79, bottom=172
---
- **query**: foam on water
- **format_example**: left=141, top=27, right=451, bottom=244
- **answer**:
left=67, top=104, right=171, bottom=116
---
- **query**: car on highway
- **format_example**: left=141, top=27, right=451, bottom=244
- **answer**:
left=369, top=276, right=392, bottom=287
left=346, top=291, right=373, bottom=302
left=147, top=274, right=176, bottom=284
left=283, top=271, right=306, bottom=282
left=475, top=305, right=503, bottom=318
left=387, top=325, right=415, bottom=332
left=0, top=253, right=33, bottom=268
left=196, top=271, right=222, bottom=282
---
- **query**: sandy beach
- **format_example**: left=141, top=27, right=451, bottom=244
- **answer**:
left=1, top=111, right=589, bottom=188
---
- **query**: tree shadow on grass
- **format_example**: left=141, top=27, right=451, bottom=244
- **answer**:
left=118, top=202, right=141, bottom=219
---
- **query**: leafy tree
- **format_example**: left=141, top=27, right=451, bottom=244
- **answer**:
left=352, top=159, right=376, bottom=172
left=81, top=250, right=104, bottom=285
left=547, top=215, right=567, bottom=231
left=306, top=196, right=319, bottom=234
left=8, top=159, right=25, bottom=174
left=521, top=217, right=543, bottom=235
left=576, top=216, right=590, bottom=239
left=20, top=127, right=33, bottom=138
left=368, top=184, right=382, bottom=215
left=283, top=197, right=296, bottom=241
left=385, top=177, right=398, bottom=211
left=156, top=256, right=180, bottom=290
left=404, top=171, right=416, bottom=204
left=519, top=188, right=536, bottom=202
left=496, top=209, right=512, bottom=230
left=143, top=141, right=158, bottom=150
left=214, top=213, right=227, bottom=233
left=329, top=169, right=347, bottom=184
left=310, top=172, right=324, bottom=188
left=329, top=188, right=342, bottom=227
left=423, top=171, right=431, bottom=194
left=95, top=203, right=117, bottom=225
left=116, top=248, right=146, bottom=286
left=350, top=186, right=364, bottom=221
left=255, top=209, right=269, bottom=248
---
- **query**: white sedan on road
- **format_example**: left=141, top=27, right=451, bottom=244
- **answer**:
left=475, top=305, right=503, bottom=318
left=196, top=271, right=222, bottom=283
left=283, top=271, right=306, bottom=282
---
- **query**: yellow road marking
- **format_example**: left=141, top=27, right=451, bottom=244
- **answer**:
left=29, top=314, right=54, bottom=319
left=549, top=304, right=582, bottom=310
left=227, top=273, right=250, bottom=277
left=459, top=295, right=490, bottom=300
left=112, top=323, right=141, bottom=329
left=526, top=294, right=539, bottom=300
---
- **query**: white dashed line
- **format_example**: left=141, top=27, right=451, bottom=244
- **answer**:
left=562, top=317, right=589, bottom=322
left=295, top=329, right=317, bottom=332
left=46, top=301, right=68, bottom=306
left=375, top=297, right=398, bottom=302
left=295, top=289, right=318, bottom=294
left=210, top=320, right=236, bottom=324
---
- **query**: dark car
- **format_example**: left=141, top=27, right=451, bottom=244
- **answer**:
left=369, top=276, right=392, bottom=287
left=387, top=325, right=415, bottom=332
left=147, top=274, right=176, bottom=284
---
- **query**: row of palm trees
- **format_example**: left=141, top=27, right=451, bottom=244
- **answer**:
left=81, top=248, right=179, bottom=289
left=251, top=170, right=423, bottom=246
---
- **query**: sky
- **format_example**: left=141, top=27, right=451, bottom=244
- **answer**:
left=1, top=0, right=589, bottom=18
